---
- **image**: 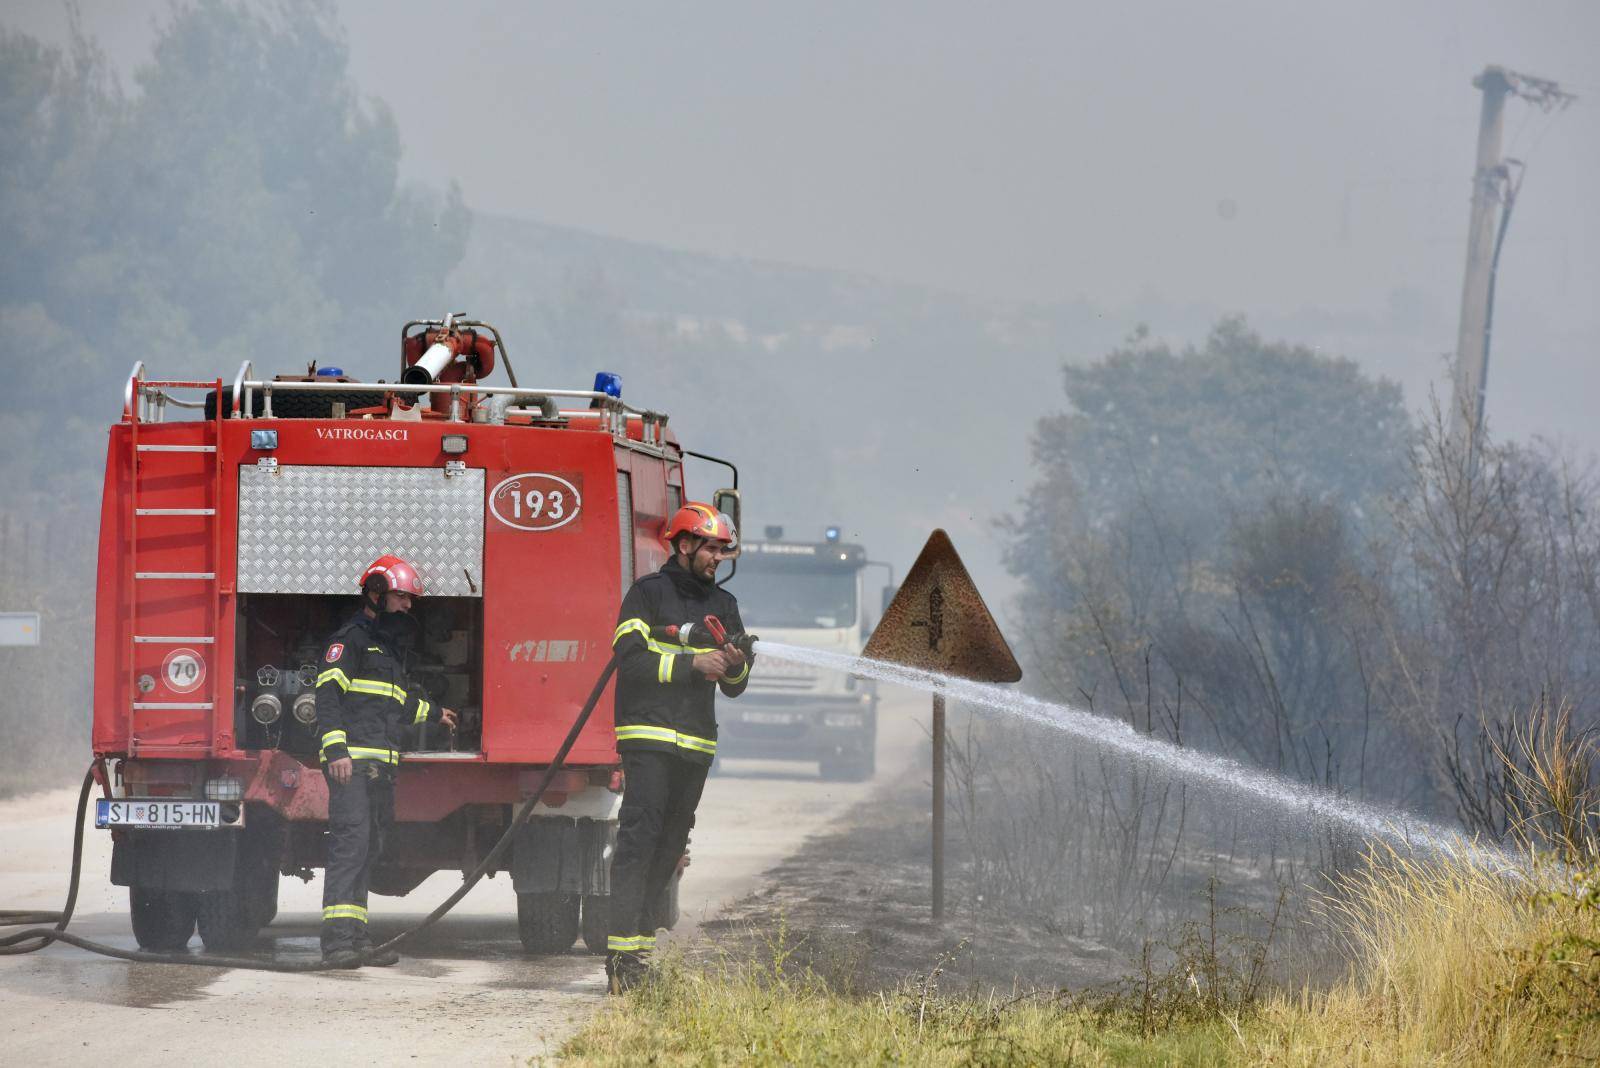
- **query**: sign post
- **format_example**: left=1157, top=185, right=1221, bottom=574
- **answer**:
left=931, top=688, right=946, bottom=919
left=862, top=530, right=1021, bottom=922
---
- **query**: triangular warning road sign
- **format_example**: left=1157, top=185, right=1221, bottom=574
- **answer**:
left=862, top=529, right=1022, bottom=683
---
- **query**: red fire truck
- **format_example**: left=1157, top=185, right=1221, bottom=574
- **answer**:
left=91, top=315, right=739, bottom=955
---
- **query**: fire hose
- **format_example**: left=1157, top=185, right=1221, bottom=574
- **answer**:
left=0, top=654, right=618, bottom=972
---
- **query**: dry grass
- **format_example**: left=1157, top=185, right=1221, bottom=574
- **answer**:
left=559, top=708, right=1600, bottom=1065
left=1493, top=700, right=1600, bottom=862
left=555, top=919, right=1245, bottom=1065
left=557, top=854, right=1600, bottom=1067
left=1232, top=703, right=1600, bottom=1066
left=1237, top=848, right=1599, bottom=1066
left=556, top=933, right=1238, bottom=1066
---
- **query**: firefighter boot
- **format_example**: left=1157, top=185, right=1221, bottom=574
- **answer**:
left=606, top=951, right=649, bottom=994
left=353, top=940, right=401, bottom=967
left=321, top=915, right=365, bottom=967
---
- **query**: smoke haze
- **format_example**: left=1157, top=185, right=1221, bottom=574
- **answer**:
left=1, top=0, right=1596, bottom=790
left=11, top=2, right=1597, bottom=433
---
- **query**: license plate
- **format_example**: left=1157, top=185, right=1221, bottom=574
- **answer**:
left=744, top=710, right=795, bottom=726
left=96, top=799, right=222, bottom=830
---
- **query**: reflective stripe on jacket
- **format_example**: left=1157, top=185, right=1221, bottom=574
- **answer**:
left=315, top=610, right=440, bottom=764
left=612, top=557, right=748, bottom=765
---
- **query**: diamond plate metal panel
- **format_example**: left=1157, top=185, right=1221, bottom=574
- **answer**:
left=616, top=471, right=634, bottom=600
left=238, top=466, right=484, bottom=596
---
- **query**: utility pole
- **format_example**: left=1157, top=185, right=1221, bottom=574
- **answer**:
left=1447, top=66, right=1574, bottom=458
left=1447, top=67, right=1511, bottom=454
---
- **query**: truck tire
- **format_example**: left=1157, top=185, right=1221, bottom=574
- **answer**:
left=129, top=887, right=197, bottom=951
left=249, top=871, right=280, bottom=929
left=517, top=891, right=580, bottom=954
left=194, top=868, right=279, bottom=951
left=580, top=894, right=609, bottom=955
left=195, top=889, right=257, bottom=952
left=193, top=813, right=282, bottom=951
left=238, top=839, right=281, bottom=930
left=819, top=747, right=875, bottom=783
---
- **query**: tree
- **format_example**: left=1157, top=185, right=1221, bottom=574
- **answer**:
left=1008, top=318, right=1409, bottom=595
left=2, top=2, right=468, bottom=378
left=1005, top=319, right=1417, bottom=801
left=0, top=1, right=471, bottom=789
left=1372, top=403, right=1600, bottom=835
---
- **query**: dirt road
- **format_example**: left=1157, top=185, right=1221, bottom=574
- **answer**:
left=0, top=690, right=926, bottom=1066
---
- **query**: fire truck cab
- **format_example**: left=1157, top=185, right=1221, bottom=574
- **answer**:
left=718, top=529, right=882, bottom=781
left=91, top=316, right=737, bottom=955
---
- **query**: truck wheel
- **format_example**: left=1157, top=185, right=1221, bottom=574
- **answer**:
left=237, top=844, right=281, bottom=930
left=195, top=889, right=259, bottom=952
left=247, top=870, right=280, bottom=929
left=580, top=894, right=609, bottom=955
left=195, top=870, right=278, bottom=952
left=129, top=887, right=197, bottom=951
left=516, top=891, right=580, bottom=954
left=195, top=823, right=280, bottom=951
left=819, top=748, right=875, bottom=783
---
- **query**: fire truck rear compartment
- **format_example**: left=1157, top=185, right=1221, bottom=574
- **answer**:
left=235, top=593, right=484, bottom=754
left=232, top=461, right=489, bottom=753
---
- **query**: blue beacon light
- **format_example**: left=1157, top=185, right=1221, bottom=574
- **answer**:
left=593, top=372, right=623, bottom=399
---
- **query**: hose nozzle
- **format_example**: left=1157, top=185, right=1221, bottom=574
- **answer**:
left=703, top=615, right=758, bottom=661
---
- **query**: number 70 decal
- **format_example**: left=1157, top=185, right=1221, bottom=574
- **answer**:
left=489, top=472, right=583, bottom=532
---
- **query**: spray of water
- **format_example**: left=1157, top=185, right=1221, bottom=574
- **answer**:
left=753, top=640, right=1522, bottom=872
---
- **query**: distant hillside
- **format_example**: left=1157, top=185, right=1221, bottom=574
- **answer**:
left=447, top=213, right=1123, bottom=606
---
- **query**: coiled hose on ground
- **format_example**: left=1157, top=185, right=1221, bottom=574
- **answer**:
left=0, top=655, right=618, bottom=972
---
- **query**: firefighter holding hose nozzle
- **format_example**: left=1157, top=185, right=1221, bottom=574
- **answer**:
left=315, top=555, right=458, bottom=968
left=606, top=504, right=753, bottom=992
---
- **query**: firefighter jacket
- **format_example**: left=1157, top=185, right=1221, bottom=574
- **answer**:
left=612, top=557, right=749, bottom=765
left=315, top=610, right=442, bottom=766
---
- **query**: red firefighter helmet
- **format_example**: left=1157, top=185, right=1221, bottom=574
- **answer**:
left=359, top=554, right=426, bottom=597
left=662, top=503, right=736, bottom=550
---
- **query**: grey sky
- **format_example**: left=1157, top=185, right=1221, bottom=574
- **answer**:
left=364, top=4, right=1595, bottom=315
left=11, top=0, right=1599, bottom=439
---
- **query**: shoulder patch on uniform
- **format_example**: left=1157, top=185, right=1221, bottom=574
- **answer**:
left=325, top=643, right=345, bottom=662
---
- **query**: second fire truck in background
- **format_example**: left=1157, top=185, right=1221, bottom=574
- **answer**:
left=718, top=528, right=890, bottom=781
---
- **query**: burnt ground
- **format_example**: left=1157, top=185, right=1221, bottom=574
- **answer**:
left=695, top=767, right=1134, bottom=995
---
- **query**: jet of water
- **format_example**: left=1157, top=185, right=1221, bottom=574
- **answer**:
left=752, top=639, right=1522, bottom=872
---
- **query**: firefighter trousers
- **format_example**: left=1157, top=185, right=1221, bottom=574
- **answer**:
left=606, top=748, right=707, bottom=956
left=321, top=762, right=394, bottom=954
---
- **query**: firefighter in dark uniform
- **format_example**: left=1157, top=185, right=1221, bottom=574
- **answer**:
left=315, top=554, right=457, bottom=967
left=606, top=503, right=750, bottom=991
